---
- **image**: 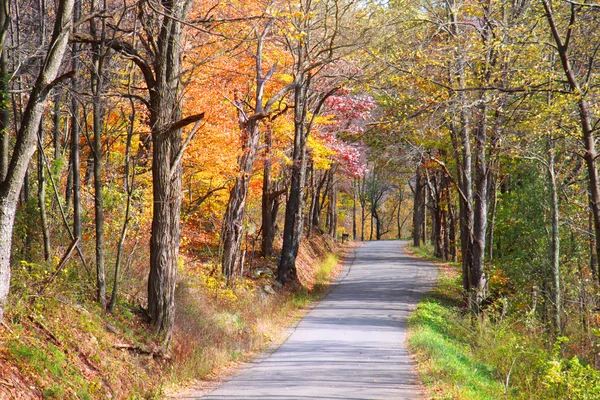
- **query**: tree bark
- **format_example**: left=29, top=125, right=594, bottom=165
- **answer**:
left=221, top=119, right=260, bottom=280
left=109, top=95, right=136, bottom=312
left=261, top=126, right=282, bottom=258
left=0, top=0, right=9, bottom=182
left=71, top=0, right=82, bottom=248
left=353, top=178, right=357, bottom=240
left=146, top=1, right=192, bottom=343
left=471, top=102, right=489, bottom=312
left=90, top=0, right=106, bottom=308
left=38, top=123, right=50, bottom=261
left=413, top=163, right=424, bottom=247
left=329, top=176, right=337, bottom=240
left=278, top=75, right=308, bottom=283
left=547, top=139, right=561, bottom=334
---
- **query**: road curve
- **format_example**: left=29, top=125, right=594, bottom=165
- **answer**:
left=189, top=240, right=437, bottom=400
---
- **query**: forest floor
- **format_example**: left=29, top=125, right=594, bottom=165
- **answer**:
left=0, top=234, right=354, bottom=399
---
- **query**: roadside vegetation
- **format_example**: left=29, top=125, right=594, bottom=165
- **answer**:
left=0, top=235, right=349, bottom=399
left=408, top=245, right=600, bottom=400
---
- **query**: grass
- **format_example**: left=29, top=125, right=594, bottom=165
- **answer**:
left=0, top=235, right=350, bottom=399
left=407, top=244, right=600, bottom=400
left=407, top=254, right=505, bottom=400
left=315, top=253, right=339, bottom=290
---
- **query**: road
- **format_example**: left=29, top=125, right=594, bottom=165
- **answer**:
left=186, top=240, right=438, bottom=400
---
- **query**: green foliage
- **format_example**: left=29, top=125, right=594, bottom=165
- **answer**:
left=315, top=254, right=339, bottom=288
left=409, top=255, right=600, bottom=400
left=8, top=342, right=96, bottom=399
left=541, top=338, right=600, bottom=400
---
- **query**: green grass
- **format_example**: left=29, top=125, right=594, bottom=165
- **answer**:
left=408, top=245, right=600, bottom=400
left=409, top=301, right=505, bottom=399
left=407, top=255, right=505, bottom=400
left=315, top=254, right=339, bottom=288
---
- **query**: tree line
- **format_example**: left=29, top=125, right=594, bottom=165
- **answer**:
left=0, top=0, right=397, bottom=346
left=372, top=0, right=600, bottom=351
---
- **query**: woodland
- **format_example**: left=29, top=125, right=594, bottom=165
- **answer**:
left=1, top=0, right=600, bottom=398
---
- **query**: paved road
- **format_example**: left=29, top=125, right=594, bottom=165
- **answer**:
left=189, top=241, right=438, bottom=400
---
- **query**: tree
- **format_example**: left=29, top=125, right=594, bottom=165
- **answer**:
left=77, top=0, right=205, bottom=343
left=220, top=16, right=292, bottom=281
left=278, top=0, right=366, bottom=282
left=0, top=0, right=74, bottom=320
left=541, top=0, right=600, bottom=288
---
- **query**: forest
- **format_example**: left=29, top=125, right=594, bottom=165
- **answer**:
left=0, top=0, right=600, bottom=398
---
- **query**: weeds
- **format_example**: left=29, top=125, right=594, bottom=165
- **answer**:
left=408, top=245, right=600, bottom=400
left=1, top=235, right=349, bottom=399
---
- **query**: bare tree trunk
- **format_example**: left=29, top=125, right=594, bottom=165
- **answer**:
left=455, top=52, right=475, bottom=300
left=487, top=173, right=498, bottom=268
left=353, top=178, right=357, bottom=240
left=261, top=126, right=281, bottom=258
left=38, top=123, right=50, bottom=261
left=590, top=213, right=597, bottom=283
left=312, top=170, right=327, bottom=229
left=221, top=120, right=260, bottom=280
left=471, top=103, right=489, bottom=312
left=109, top=94, right=136, bottom=312
left=71, top=0, right=82, bottom=248
left=547, top=139, right=561, bottom=334
left=422, top=182, right=427, bottom=245
left=146, top=0, right=194, bottom=344
left=90, top=0, right=106, bottom=308
left=53, top=92, right=62, bottom=160
left=413, top=163, right=424, bottom=247
left=279, top=75, right=308, bottom=283
left=374, top=207, right=382, bottom=240
left=0, top=0, right=8, bottom=182
left=329, top=176, right=337, bottom=240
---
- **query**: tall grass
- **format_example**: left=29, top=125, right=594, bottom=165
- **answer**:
left=408, top=245, right=600, bottom=400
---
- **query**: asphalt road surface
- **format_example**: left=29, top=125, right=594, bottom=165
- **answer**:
left=189, top=240, right=438, bottom=400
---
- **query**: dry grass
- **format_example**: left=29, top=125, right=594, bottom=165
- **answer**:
left=166, top=236, right=355, bottom=397
left=0, top=234, right=353, bottom=399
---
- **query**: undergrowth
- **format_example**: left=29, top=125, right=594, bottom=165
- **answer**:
left=0, top=234, right=350, bottom=399
left=169, top=237, right=346, bottom=390
left=408, top=245, right=600, bottom=400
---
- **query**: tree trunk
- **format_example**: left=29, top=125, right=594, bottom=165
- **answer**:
left=396, top=186, right=403, bottom=239
left=38, top=123, right=50, bottom=261
left=548, top=139, right=561, bottom=334
left=353, top=178, right=357, bottom=240
left=109, top=95, right=136, bottom=312
left=471, top=103, right=489, bottom=312
left=278, top=75, right=308, bottom=283
left=329, top=176, right=337, bottom=240
left=221, top=120, right=260, bottom=281
left=71, top=0, right=82, bottom=248
left=53, top=92, right=62, bottom=160
left=261, top=126, right=280, bottom=258
left=90, top=0, right=106, bottom=308
left=0, top=0, right=74, bottom=320
left=146, top=0, right=193, bottom=344
left=413, top=163, right=424, bottom=247
left=590, top=213, right=597, bottom=283
left=0, top=0, right=9, bottom=182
